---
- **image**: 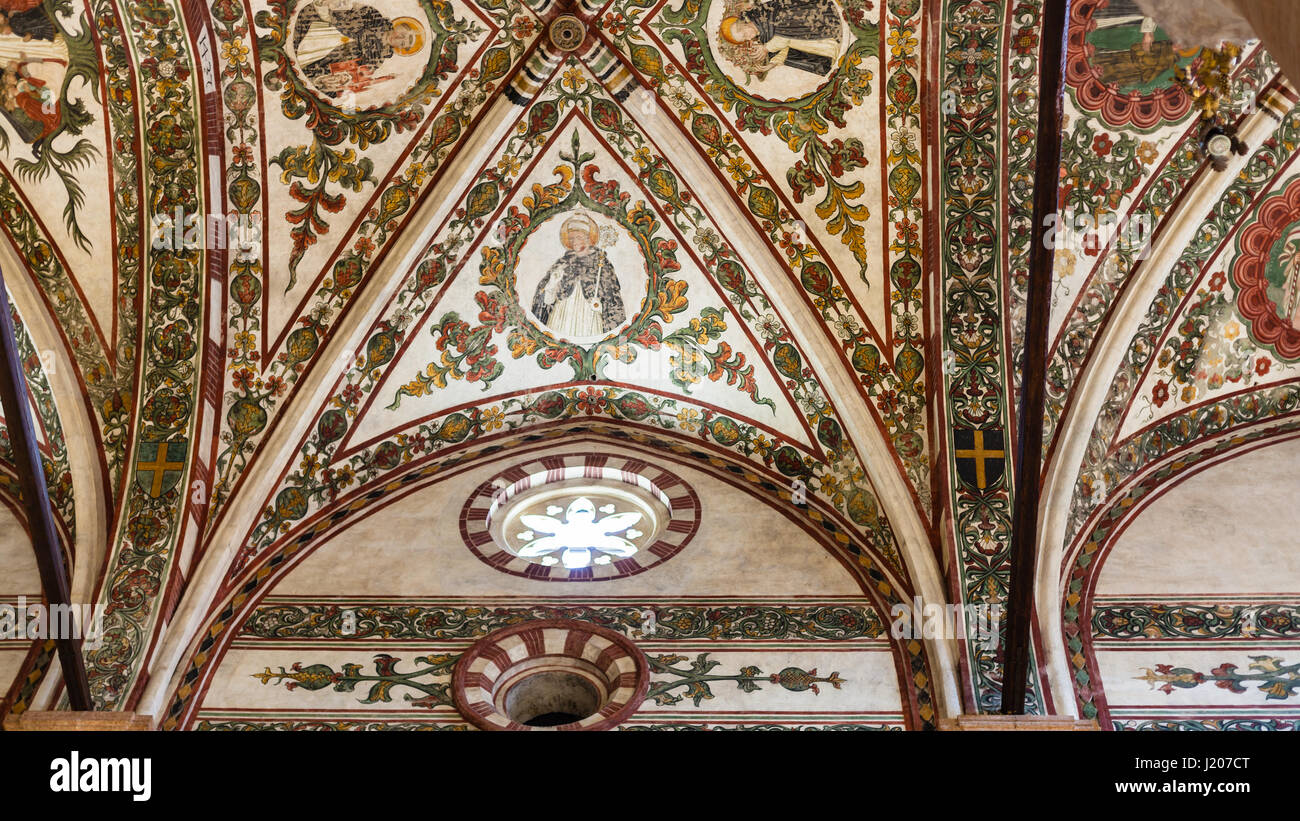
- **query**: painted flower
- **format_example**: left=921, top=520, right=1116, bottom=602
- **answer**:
left=887, top=26, right=917, bottom=58
left=1011, top=26, right=1038, bottom=55
left=562, top=66, right=585, bottom=91
left=576, top=387, right=607, bottom=415
left=1223, top=321, right=1241, bottom=341
left=1092, top=134, right=1114, bottom=157
left=756, top=313, right=784, bottom=341
left=1181, top=385, right=1197, bottom=403
left=692, top=227, right=720, bottom=253
left=1256, top=357, right=1272, bottom=377
left=1209, top=271, right=1226, bottom=291
left=833, top=315, right=860, bottom=341
left=601, top=12, right=627, bottom=37
left=677, top=408, right=700, bottom=431
left=481, top=406, right=505, bottom=431
left=496, top=155, right=521, bottom=177
left=1137, top=141, right=1159, bottom=165
left=222, top=39, right=249, bottom=65
left=1152, top=379, right=1170, bottom=407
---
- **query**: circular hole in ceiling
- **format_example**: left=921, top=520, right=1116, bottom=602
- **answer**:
left=504, top=670, right=601, bottom=727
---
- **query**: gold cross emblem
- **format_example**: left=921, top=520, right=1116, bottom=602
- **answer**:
left=955, top=429, right=1004, bottom=489
left=138, top=443, right=184, bottom=497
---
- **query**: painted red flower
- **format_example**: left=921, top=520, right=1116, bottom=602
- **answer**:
left=1209, top=271, right=1226, bottom=291
left=576, top=387, right=607, bottom=415
left=1012, top=26, right=1039, bottom=54
left=1152, top=379, right=1170, bottom=407
left=1256, top=358, right=1271, bottom=377
left=1092, top=134, right=1113, bottom=157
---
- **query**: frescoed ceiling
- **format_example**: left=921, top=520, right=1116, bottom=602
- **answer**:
left=0, top=0, right=1297, bottom=731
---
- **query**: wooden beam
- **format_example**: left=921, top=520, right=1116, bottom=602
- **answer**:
left=940, top=715, right=1097, bottom=731
left=1002, top=0, right=1071, bottom=714
left=0, top=265, right=92, bottom=710
left=1230, top=1, right=1300, bottom=91
left=5, top=711, right=152, bottom=731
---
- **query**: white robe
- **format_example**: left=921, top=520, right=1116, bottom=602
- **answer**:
left=546, top=283, right=606, bottom=339
left=295, top=21, right=351, bottom=66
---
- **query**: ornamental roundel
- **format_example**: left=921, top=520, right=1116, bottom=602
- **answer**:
left=548, top=14, right=586, bottom=52
left=1065, top=0, right=1197, bottom=130
left=1231, top=175, right=1300, bottom=361
left=459, top=454, right=701, bottom=582
left=656, top=0, right=876, bottom=107
left=269, top=0, right=469, bottom=112
left=451, top=620, right=650, bottom=731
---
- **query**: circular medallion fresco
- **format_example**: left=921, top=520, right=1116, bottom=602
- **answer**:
left=1232, top=175, right=1300, bottom=361
left=284, top=0, right=440, bottom=109
left=460, top=454, right=700, bottom=581
left=514, top=210, right=644, bottom=345
left=1066, top=0, right=1198, bottom=129
left=704, top=0, right=848, bottom=102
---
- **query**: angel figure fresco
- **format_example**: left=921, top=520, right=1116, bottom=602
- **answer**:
left=292, top=0, right=425, bottom=97
left=530, top=212, right=626, bottom=339
left=0, top=1, right=69, bottom=143
left=516, top=497, right=644, bottom=569
left=716, top=0, right=842, bottom=83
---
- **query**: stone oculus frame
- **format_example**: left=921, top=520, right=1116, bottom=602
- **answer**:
left=451, top=619, right=650, bottom=731
left=460, top=453, right=701, bottom=581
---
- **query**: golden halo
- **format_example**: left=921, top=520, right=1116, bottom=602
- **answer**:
left=391, top=17, right=425, bottom=56
left=560, top=213, right=599, bottom=249
left=720, top=16, right=745, bottom=45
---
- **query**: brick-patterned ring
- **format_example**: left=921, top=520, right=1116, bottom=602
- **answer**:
left=451, top=619, right=649, bottom=731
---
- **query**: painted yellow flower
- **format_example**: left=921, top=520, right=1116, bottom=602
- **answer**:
left=222, top=39, right=249, bottom=66
left=887, top=26, right=917, bottom=59
left=481, top=406, right=505, bottom=431
left=496, top=155, right=521, bottom=177
left=1223, top=321, right=1241, bottom=340
left=677, top=408, right=700, bottom=432
left=725, top=155, right=751, bottom=182
left=562, top=66, right=585, bottom=92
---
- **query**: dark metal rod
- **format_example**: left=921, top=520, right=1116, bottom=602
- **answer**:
left=0, top=265, right=92, bottom=710
left=1002, top=0, right=1071, bottom=715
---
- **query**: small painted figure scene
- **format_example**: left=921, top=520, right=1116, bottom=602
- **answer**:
left=529, top=213, right=627, bottom=339
left=0, top=1, right=68, bottom=143
left=1267, top=227, right=1300, bottom=332
left=1086, top=0, right=1198, bottom=94
left=715, top=0, right=842, bottom=84
left=290, top=0, right=426, bottom=102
